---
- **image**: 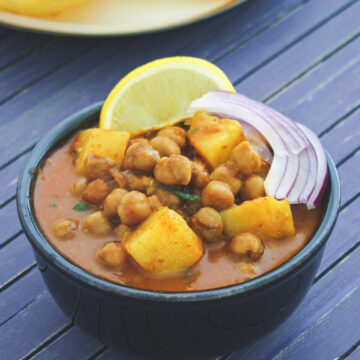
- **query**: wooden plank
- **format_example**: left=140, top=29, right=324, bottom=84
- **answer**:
left=317, top=190, right=360, bottom=276
left=228, top=203, right=360, bottom=359
left=0, top=200, right=21, bottom=246
left=0, top=0, right=358, bottom=358
left=31, top=326, right=103, bottom=360
left=268, top=35, right=360, bottom=135
left=0, top=268, right=44, bottom=325
left=234, top=0, right=360, bottom=100
left=0, top=0, right=302, bottom=167
left=217, top=0, right=356, bottom=82
left=0, top=31, right=48, bottom=69
left=0, top=291, right=69, bottom=360
left=0, top=234, right=35, bottom=288
left=336, top=150, right=360, bottom=207
left=0, top=36, right=95, bottom=103
left=272, top=279, right=360, bottom=359
left=321, top=107, right=360, bottom=165
left=0, top=152, right=27, bottom=205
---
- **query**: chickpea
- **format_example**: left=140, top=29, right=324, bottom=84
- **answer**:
left=84, top=211, right=112, bottom=235
left=191, top=158, right=210, bottom=189
left=82, top=179, right=110, bottom=204
left=108, top=167, right=127, bottom=188
left=97, top=242, right=127, bottom=267
left=104, top=188, right=128, bottom=218
left=230, top=232, right=264, bottom=260
left=117, top=191, right=151, bottom=226
left=150, top=136, right=181, bottom=157
left=53, top=219, right=79, bottom=239
left=201, top=181, right=234, bottom=210
left=155, top=189, right=181, bottom=209
left=210, top=166, right=242, bottom=195
left=154, top=155, right=192, bottom=186
left=72, top=177, right=88, bottom=195
left=148, top=195, right=162, bottom=211
left=230, top=141, right=262, bottom=176
left=190, top=207, right=223, bottom=243
left=129, top=137, right=149, bottom=146
left=158, top=126, right=187, bottom=149
left=124, top=172, right=155, bottom=194
left=83, top=155, right=114, bottom=181
left=256, top=161, right=270, bottom=178
left=116, top=224, right=129, bottom=241
left=124, top=143, right=160, bottom=172
left=242, top=175, right=265, bottom=200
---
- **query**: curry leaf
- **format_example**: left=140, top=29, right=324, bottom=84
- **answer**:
left=183, top=267, right=193, bottom=278
left=49, top=203, right=56, bottom=209
left=159, top=185, right=199, bottom=201
left=73, top=202, right=90, bottom=211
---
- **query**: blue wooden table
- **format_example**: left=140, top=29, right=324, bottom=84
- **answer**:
left=0, top=0, right=359, bottom=358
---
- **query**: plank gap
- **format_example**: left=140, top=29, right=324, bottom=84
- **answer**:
left=341, top=339, right=360, bottom=359
left=212, top=0, right=305, bottom=64
left=0, top=230, right=23, bottom=250
left=0, top=40, right=101, bottom=107
left=340, top=192, right=360, bottom=213
left=0, top=298, right=35, bottom=327
left=314, top=193, right=360, bottom=283
left=0, top=194, right=16, bottom=209
left=263, top=30, right=360, bottom=103
left=337, top=145, right=360, bottom=168
left=0, top=144, right=34, bottom=171
left=233, top=0, right=360, bottom=86
left=88, top=346, right=107, bottom=360
left=0, top=38, right=50, bottom=74
left=22, top=323, right=73, bottom=360
left=319, top=102, right=360, bottom=138
left=0, top=262, right=36, bottom=292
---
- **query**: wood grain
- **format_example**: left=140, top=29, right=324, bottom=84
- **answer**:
left=0, top=0, right=359, bottom=357
left=218, top=0, right=357, bottom=82
left=235, top=0, right=360, bottom=100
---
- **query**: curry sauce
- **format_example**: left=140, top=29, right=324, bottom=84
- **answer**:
left=34, top=119, right=323, bottom=292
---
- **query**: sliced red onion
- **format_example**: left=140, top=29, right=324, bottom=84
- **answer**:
left=297, top=123, right=328, bottom=209
left=189, top=91, right=328, bottom=208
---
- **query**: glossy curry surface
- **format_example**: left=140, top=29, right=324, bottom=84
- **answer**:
left=34, top=122, right=323, bottom=292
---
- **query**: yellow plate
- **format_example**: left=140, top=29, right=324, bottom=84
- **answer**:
left=0, top=0, right=246, bottom=36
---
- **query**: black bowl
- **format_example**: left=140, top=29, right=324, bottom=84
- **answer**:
left=17, top=103, right=340, bottom=359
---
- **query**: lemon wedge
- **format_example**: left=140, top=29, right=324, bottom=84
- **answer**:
left=99, top=57, right=234, bottom=135
left=0, top=0, right=87, bottom=16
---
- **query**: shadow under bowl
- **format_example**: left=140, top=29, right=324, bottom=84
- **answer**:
left=17, top=102, right=340, bottom=359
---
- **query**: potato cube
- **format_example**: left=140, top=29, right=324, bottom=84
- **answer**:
left=74, top=129, right=130, bottom=173
left=124, top=207, right=203, bottom=275
left=188, top=111, right=245, bottom=168
left=221, top=196, right=295, bottom=239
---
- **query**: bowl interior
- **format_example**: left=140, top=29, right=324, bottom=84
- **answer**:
left=17, top=102, right=341, bottom=302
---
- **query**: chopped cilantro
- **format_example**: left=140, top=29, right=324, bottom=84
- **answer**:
left=159, top=185, right=199, bottom=202
left=73, top=202, right=90, bottom=211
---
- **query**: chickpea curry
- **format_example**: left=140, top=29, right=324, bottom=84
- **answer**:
left=34, top=112, right=323, bottom=292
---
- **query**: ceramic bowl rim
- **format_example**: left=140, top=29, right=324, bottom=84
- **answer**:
left=16, top=102, right=341, bottom=302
